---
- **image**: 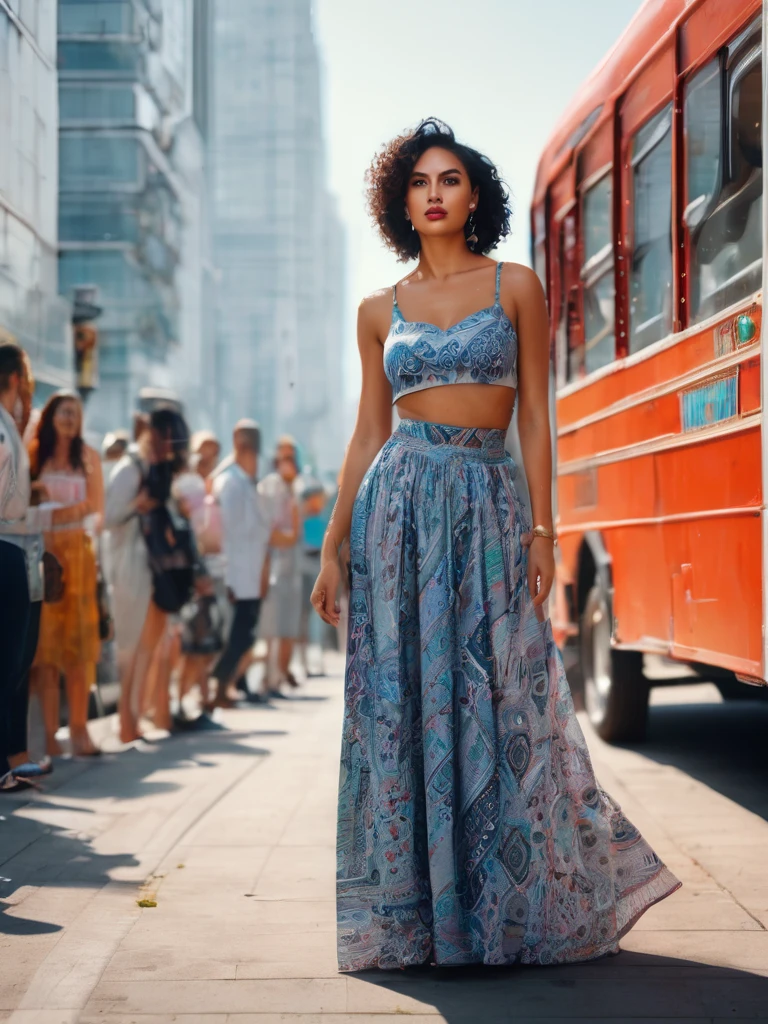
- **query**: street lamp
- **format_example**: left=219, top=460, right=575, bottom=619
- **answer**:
left=71, top=285, right=103, bottom=403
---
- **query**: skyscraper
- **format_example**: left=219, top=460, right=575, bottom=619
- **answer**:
left=0, top=1, right=73, bottom=401
left=58, top=0, right=215, bottom=433
left=212, top=0, right=345, bottom=473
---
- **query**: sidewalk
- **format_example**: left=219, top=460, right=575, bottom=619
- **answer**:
left=2, top=654, right=768, bottom=1022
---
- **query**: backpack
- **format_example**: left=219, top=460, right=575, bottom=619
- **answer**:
left=141, top=500, right=197, bottom=613
left=130, top=454, right=198, bottom=613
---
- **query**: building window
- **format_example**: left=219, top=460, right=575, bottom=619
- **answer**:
left=58, top=1, right=135, bottom=36
left=581, top=172, right=615, bottom=374
left=58, top=40, right=140, bottom=74
left=59, top=84, right=135, bottom=122
left=59, top=198, right=139, bottom=243
left=59, top=249, right=147, bottom=303
left=59, top=135, right=140, bottom=186
left=684, top=21, right=762, bottom=323
left=629, top=104, right=673, bottom=352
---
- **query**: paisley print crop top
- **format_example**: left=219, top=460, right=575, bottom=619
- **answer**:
left=383, top=261, right=518, bottom=404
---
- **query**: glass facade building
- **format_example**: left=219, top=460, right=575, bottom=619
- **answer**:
left=0, top=0, right=73, bottom=399
left=58, top=0, right=212, bottom=434
left=212, top=0, right=345, bottom=472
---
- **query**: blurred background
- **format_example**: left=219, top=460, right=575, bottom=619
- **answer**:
left=0, top=0, right=643, bottom=476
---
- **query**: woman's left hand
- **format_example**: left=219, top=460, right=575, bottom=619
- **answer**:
left=524, top=534, right=555, bottom=609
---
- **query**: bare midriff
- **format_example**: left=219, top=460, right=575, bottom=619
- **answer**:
left=395, top=382, right=516, bottom=431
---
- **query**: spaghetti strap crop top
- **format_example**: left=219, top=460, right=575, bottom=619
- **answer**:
left=383, top=261, right=518, bottom=404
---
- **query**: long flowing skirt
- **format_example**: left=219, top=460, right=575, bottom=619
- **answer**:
left=337, top=419, right=680, bottom=971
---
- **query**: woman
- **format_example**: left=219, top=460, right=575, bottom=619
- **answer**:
left=29, top=392, right=103, bottom=758
left=312, top=119, right=680, bottom=972
left=259, top=442, right=301, bottom=693
left=105, top=407, right=192, bottom=744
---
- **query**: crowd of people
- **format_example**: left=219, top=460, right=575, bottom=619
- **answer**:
left=0, top=342, right=339, bottom=793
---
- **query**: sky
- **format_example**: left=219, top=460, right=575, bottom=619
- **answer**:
left=312, top=0, right=646, bottom=400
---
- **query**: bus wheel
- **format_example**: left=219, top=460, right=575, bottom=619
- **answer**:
left=580, top=581, right=649, bottom=743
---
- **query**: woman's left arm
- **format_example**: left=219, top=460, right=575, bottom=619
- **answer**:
left=514, top=265, right=555, bottom=608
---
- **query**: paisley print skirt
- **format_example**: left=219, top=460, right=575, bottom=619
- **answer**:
left=337, top=419, right=680, bottom=971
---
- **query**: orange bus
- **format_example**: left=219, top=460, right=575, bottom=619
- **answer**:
left=532, top=0, right=764, bottom=741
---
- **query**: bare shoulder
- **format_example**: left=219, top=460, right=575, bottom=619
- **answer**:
left=501, top=262, right=545, bottom=303
left=499, top=262, right=546, bottom=330
left=83, top=444, right=101, bottom=472
left=358, top=286, right=396, bottom=344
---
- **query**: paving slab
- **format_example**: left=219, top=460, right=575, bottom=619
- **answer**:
left=2, top=659, right=768, bottom=1021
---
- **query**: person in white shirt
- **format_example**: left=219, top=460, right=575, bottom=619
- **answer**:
left=207, top=420, right=278, bottom=706
left=0, top=344, right=83, bottom=789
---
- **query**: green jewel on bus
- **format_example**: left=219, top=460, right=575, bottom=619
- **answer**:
left=736, top=315, right=756, bottom=344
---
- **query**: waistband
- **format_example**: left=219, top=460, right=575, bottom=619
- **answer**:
left=392, top=419, right=510, bottom=463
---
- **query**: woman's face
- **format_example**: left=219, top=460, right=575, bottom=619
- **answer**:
left=277, top=454, right=297, bottom=482
left=150, top=427, right=173, bottom=462
left=53, top=398, right=81, bottom=440
left=195, top=439, right=220, bottom=478
left=405, top=146, right=478, bottom=240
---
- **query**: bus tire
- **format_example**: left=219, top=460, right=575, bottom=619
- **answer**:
left=580, top=581, right=649, bottom=743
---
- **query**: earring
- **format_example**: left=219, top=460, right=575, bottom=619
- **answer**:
left=466, top=213, right=478, bottom=249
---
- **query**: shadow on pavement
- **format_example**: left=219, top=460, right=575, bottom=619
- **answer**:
left=0, top=812, right=139, bottom=935
left=562, top=643, right=768, bottom=822
left=352, top=953, right=768, bottom=1019
left=0, top=724, right=276, bottom=935
left=639, top=698, right=768, bottom=821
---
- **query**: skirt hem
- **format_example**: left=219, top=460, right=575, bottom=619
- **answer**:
left=336, top=868, right=682, bottom=973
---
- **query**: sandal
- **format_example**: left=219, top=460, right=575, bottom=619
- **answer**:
left=0, top=771, right=34, bottom=793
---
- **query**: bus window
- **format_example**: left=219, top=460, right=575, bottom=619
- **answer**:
left=581, top=172, right=614, bottom=373
left=629, top=104, right=673, bottom=352
left=684, top=23, right=762, bottom=323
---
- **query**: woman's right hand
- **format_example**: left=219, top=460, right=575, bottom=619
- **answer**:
left=30, top=482, right=50, bottom=507
left=134, top=488, right=158, bottom=515
left=311, top=558, right=342, bottom=627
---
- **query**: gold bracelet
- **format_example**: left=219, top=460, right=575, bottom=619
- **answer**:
left=531, top=524, right=557, bottom=545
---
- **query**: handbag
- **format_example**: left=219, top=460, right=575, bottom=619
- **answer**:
left=94, top=534, right=113, bottom=640
left=180, top=593, right=224, bottom=655
left=141, top=501, right=198, bottom=614
left=130, top=455, right=198, bottom=614
left=42, top=550, right=65, bottom=603
left=96, top=565, right=113, bottom=640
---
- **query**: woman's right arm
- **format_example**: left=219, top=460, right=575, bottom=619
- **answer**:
left=312, top=293, right=393, bottom=625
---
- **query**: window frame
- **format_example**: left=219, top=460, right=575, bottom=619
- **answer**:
left=579, top=165, right=616, bottom=376
left=623, top=101, right=675, bottom=354
left=681, top=15, right=762, bottom=325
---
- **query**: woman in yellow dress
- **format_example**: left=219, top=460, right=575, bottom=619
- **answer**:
left=29, top=392, right=104, bottom=757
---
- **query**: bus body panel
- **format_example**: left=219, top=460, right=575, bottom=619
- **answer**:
left=534, top=0, right=765, bottom=682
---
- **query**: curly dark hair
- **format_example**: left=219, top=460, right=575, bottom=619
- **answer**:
left=366, top=117, right=512, bottom=263
left=29, top=391, right=85, bottom=480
